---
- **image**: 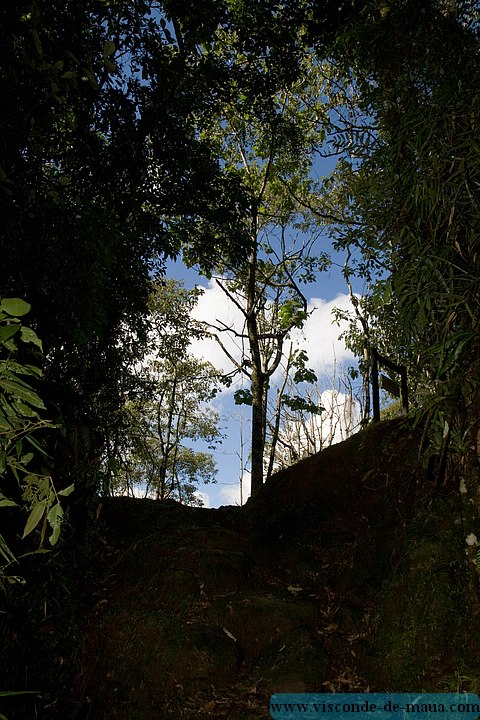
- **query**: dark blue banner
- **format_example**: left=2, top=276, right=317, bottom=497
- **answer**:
left=270, top=693, right=480, bottom=720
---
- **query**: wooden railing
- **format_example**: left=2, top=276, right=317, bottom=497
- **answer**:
left=370, top=348, right=408, bottom=422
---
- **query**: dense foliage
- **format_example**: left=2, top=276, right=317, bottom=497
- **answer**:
left=2, top=5, right=480, bottom=715
left=0, top=0, right=253, bottom=510
left=0, top=299, right=72, bottom=588
left=110, top=281, right=223, bottom=504
left=2, top=0, right=479, bottom=507
left=322, top=1, right=480, bottom=459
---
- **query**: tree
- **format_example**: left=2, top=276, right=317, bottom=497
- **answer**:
left=110, top=280, right=223, bottom=505
left=0, top=0, right=376, bottom=511
left=325, top=0, right=480, bottom=424
left=0, top=1, right=252, bottom=511
left=195, top=46, right=333, bottom=495
left=114, top=357, right=221, bottom=505
left=268, top=361, right=360, bottom=472
left=317, top=0, right=480, bottom=569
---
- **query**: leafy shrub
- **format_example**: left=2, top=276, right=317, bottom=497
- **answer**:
left=0, top=298, right=72, bottom=588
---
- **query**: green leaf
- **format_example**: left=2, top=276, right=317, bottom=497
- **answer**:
left=282, top=395, right=324, bottom=414
left=103, top=40, right=116, bottom=57
left=47, top=503, right=64, bottom=545
left=22, top=473, right=45, bottom=486
left=293, top=367, right=317, bottom=384
left=18, top=548, right=51, bottom=559
left=25, top=434, right=49, bottom=456
left=0, top=494, right=19, bottom=508
left=22, top=502, right=46, bottom=539
left=0, top=533, right=18, bottom=564
left=0, top=359, right=42, bottom=378
left=0, top=298, right=31, bottom=317
left=4, top=575, right=26, bottom=585
left=65, top=50, right=81, bottom=65
left=20, top=326, right=43, bottom=350
left=0, top=379, right=45, bottom=409
left=82, top=67, right=98, bottom=90
left=32, top=28, right=43, bottom=58
left=58, top=483, right=74, bottom=497
left=22, top=363, right=43, bottom=377
left=234, top=389, right=253, bottom=406
left=0, top=324, right=20, bottom=342
left=13, top=400, right=39, bottom=418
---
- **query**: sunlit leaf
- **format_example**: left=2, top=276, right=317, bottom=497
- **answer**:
left=103, top=40, right=116, bottom=57
left=0, top=298, right=31, bottom=317
left=20, top=326, right=43, bottom=350
left=0, top=324, right=20, bottom=342
left=0, top=379, right=45, bottom=409
left=0, top=494, right=19, bottom=508
left=58, top=484, right=75, bottom=497
left=22, top=502, right=46, bottom=539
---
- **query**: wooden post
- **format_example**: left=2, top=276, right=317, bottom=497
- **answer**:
left=399, top=365, right=409, bottom=416
left=371, top=347, right=380, bottom=422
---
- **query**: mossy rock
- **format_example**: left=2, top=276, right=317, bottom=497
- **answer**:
left=365, top=506, right=480, bottom=691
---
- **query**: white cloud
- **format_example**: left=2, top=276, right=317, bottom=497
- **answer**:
left=183, top=280, right=360, bottom=507
left=276, top=388, right=361, bottom=463
left=190, top=279, right=246, bottom=375
left=218, top=470, right=251, bottom=506
left=290, top=294, right=355, bottom=373
left=194, top=490, right=211, bottom=508
left=190, top=282, right=355, bottom=385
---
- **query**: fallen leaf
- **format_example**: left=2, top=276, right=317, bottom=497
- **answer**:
left=287, top=585, right=303, bottom=595
left=223, top=627, right=237, bottom=642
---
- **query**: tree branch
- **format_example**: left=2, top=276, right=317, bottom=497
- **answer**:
left=277, top=175, right=355, bottom=226
left=216, top=278, right=248, bottom=317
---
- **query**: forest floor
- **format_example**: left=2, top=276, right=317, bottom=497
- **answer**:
left=2, top=418, right=480, bottom=719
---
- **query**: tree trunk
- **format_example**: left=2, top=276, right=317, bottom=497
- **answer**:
left=156, top=372, right=177, bottom=499
left=266, top=347, right=292, bottom=482
left=245, top=225, right=267, bottom=497
left=250, top=363, right=267, bottom=495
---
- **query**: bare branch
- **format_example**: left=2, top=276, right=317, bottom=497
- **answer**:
left=207, top=319, right=248, bottom=339
left=218, top=337, right=250, bottom=378
left=216, top=278, right=249, bottom=317
left=230, top=122, right=251, bottom=174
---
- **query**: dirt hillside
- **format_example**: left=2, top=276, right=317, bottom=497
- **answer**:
left=2, top=418, right=479, bottom=719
